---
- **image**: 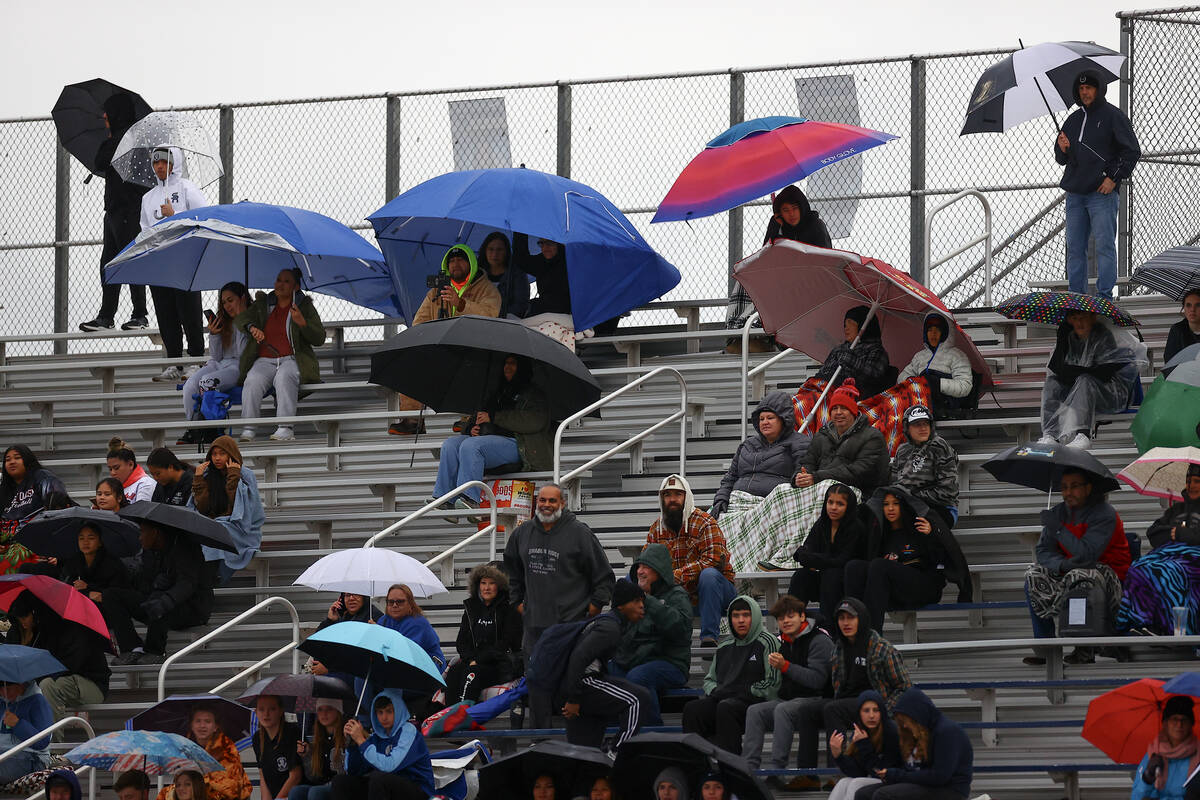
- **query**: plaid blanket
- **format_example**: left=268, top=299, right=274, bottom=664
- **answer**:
left=722, top=480, right=859, bottom=573
left=792, top=376, right=931, bottom=457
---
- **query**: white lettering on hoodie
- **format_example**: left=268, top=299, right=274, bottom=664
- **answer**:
left=140, top=146, right=210, bottom=231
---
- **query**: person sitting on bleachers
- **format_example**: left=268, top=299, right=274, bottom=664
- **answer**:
left=1037, top=310, right=1141, bottom=450
left=0, top=679, right=53, bottom=782
left=787, top=483, right=868, bottom=625
left=291, top=698, right=345, bottom=800
left=860, top=687, right=973, bottom=800
left=816, top=307, right=891, bottom=397
left=233, top=267, right=326, bottom=443
left=155, top=703, right=251, bottom=800
left=1118, top=463, right=1200, bottom=637
left=890, top=406, right=960, bottom=530
left=107, top=438, right=156, bottom=504
left=2, top=445, right=66, bottom=526
left=252, top=695, right=303, bottom=800
left=1164, top=289, right=1200, bottom=364
left=479, top=232, right=530, bottom=320
left=444, top=563, right=523, bottom=707
left=797, top=381, right=890, bottom=497
left=828, top=690, right=902, bottom=800
left=309, top=593, right=379, bottom=683
left=512, top=233, right=570, bottom=318
left=93, top=477, right=128, bottom=513
left=1131, top=695, right=1199, bottom=800
left=43, top=771, right=82, bottom=800
left=711, top=392, right=811, bottom=521
left=114, top=770, right=152, bottom=800
left=896, top=314, right=973, bottom=420
left=189, top=436, right=264, bottom=586
left=33, top=521, right=129, bottom=605
left=178, top=281, right=251, bottom=446
left=334, top=690, right=435, bottom=800
left=147, top=448, right=193, bottom=507
left=1023, top=467, right=1131, bottom=666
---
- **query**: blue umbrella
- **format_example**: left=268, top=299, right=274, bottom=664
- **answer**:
left=102, top=201, right=403, bottom=316
left=367, top=167, right=681, bottom=330
left=1163, top=673, right=1200, bottom=698
left=298, top=621, right=444, bottom=711
left=0, top=645, right=65, bottom=684
left=66, top=730, right=223, bottom=775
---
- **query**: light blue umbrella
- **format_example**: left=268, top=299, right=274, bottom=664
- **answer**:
left=0, top=645, right=65, bottom=684
left=66, top=730, right=223, bottom=775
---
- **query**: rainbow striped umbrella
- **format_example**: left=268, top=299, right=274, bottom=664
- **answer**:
left=995, top=290, right=1138, bottom=327
left=66, top=731, right=223, bottom=775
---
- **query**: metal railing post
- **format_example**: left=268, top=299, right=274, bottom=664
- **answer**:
left=556, top=83, right=572, bottom=179
left=910, top=58, right=928, bottom=285
left=728, top=71, right=746, bottom=283
left=1117, top=16, right=1135, bottom=281
left=218, top=105, right=234, bottom=205
left=924, top=189, right=994, bottom=306
left=53, top=141, right=70, bottom=355
left=0, top=716, right=96, bottom=799
left=383, top=92, right=403, bottom=339
left=740, top=312, right=758, bottom=439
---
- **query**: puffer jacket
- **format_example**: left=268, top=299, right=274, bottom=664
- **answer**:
left=613, top=543, right=693, bottom=675
left=803, top=414, right=891, bottom=497
left=713, top=391, right=811, bottom=507
left=897, top=313, right=973, bottom=398
left=455, top=563, right=523, bottom=674
left=891, top=414, right=960, bottom=510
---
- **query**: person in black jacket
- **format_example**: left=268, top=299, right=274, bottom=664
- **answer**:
left=1054, top=70, right=1140, bottom=300
left=79, top=94, right=151, bottom=332
left=479, top=232, right=530, bottom=319
left=146, top=448, right=193, bottom=507
left=40, top=523, right=130, bottom=605
left=444, top=562, right=523, bottom=705
left=857, top=688, right=972, bottom=799
left=828, top=690, right=902, bottom=800
left=1164, top=290, right=1200, bottom=365
left=788, top=483, right=868, bottom=624
left=796, top=381, right=891, bottom=499
left=711, top=391, right=810, bottom=519
left=512, top=232, right=571, bottom=317
left=1, top=445, right=67, bottom=525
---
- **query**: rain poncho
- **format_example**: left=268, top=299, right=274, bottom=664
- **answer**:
left=1041, top=319, right=1143, bottom=440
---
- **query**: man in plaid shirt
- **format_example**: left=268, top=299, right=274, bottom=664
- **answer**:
left=645, top=474, right=737, bottom=647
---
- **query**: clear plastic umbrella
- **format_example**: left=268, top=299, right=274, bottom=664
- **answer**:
left=112, top=111, right=223, bottom=188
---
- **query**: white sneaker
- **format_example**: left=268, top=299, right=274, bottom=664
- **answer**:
left=1067, top=432, right=1092, bottom=450
left=183, top=364, right=202, bottom=379
left=152, top=366, right=184, bottom=383
left=269, top=427, right=295, bottom=441
left=1036, top=435, right=1057, bottom=445
left=239, top=428, right=256, bottom=442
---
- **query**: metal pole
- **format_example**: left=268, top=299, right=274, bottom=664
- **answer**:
left=909, top=58, right=928, bottom=285
left=1117, top=16, right=1135, bottom=283
left=384, top=93, right=402, bottom=338
left=556, top=83, right=572, bottom=179
left=53, top=141, right=70, bottom=355
left=218, top=105, right=234, bottom=205
left=728, top=71, right=746, bottom=285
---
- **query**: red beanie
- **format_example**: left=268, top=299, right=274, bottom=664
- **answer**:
left=828, top=379, right=861, bottom=415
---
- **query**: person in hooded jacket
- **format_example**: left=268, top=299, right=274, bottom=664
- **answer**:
left=79, top=94, right=151, bottom=333
left=189, top=436, right=264, bottom=586
left=233, top=267, right=326, bottom=442
left=855, top=688, right=972, bottom=800
left=1131, top=695, right=1199, bottom=800
left=797, top=380, right=891, bottom=498
left=896, top=314, right=973, bottom=418
left=512, top=233, right=571, bottom=317
left=788, top=483, right=868, bottom=624
left=0, top=679, right=53, bottom=780
left=334, top=689, right=435, bottom=800
left=608, top=543, right=693, bottom=725
left=445, top=562, right=523, bottom=705
left=479, top=232, right=530, bottom=319
left=823, top=598, right=911, bottom=740
left=829, top=689, right=902, bottom=800
left=1164, top=290, right=1200, bottom=365
left=1, top=445, right=66, bottom=526
left=44, top=770, right=82, bottom=800
left=140, top=146, right=210, bottom=384
left=890, top=407, right=959, bottom=530
left=815, top=307, right=891, bottom=398
left=1054, top=71, right=1140, bottom=299
left=711, top=391, right=810, bottom=519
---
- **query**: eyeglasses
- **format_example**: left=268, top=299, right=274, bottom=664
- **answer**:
left=386, top=598, right=408, bottom=607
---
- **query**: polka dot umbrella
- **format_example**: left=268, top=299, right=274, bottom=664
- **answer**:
left=995, top=290, right=1139, bottom=327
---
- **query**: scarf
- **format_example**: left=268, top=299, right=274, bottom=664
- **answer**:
left=1149, top=733, right=1200, bottom=791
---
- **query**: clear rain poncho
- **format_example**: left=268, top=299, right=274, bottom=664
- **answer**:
left=1041, top=319, right=1146, bottom=440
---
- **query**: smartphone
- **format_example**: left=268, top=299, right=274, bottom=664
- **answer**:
left=204, top=309, right=216, bottom=323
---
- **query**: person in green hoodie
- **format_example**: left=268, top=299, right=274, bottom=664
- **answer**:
left=682, top=595, right=781, bottom=754
left=608, top=543, right=693, bottom=725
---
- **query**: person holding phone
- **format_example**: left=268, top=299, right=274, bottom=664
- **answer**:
left=178, top=282, right=251, bottom=445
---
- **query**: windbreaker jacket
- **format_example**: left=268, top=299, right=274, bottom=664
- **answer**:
left=804, top=414, right=891, bottom=497
left=345, top=689, right=434, bottom=796
left=702, top=596, right=781, bottom=701
left=614, top=543, right=693, bottom=675
left=412, top=245, right=502, bottom=324
left=897, top=313, right=973, bottom=398
left=1054, top=71, right=1140, bottom=195
left=139, top=147, right=209, bottom=231
left=559, top=610, right=628, bottom=703
left=886, top=688, right=973, bottom=798
left=713, top=391, right=811, bottom=506
left=233, top=289, right=326, bottom=384
left=830, top=598, right=911, bottom=712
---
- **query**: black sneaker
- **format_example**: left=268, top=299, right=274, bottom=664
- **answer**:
left=138, top=652, right=166, bottom=665
left=111, top=651, right=142, bottom=666
left=176, top=429, right=199, bottom=446
left=121, top=316, right=150, bottom=331
left=79, top=317, right=115, bottom=332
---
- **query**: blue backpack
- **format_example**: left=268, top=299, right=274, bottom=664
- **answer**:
left=525, top=617, right=598, bottom=692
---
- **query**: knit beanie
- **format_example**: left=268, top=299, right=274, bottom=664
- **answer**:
left=1163, top=695, right=1195, bottom=724
left=1078, top=72, right=1101, bottom=89
left=829, top=379, right=861, bottom=416
left=611, top=578, right=645, bottom=609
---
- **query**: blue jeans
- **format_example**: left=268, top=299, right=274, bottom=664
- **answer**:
left=289, top=785, right=333, bottom=800
left=1025, top=580, right=1056, bottom=638
left=607, top=659, right=688, bottom=725
left=1065, top=190, right=1120, bottom=298
left=696, top=567, right=737, bottom=641
left=0, top=750, right=47, bottom=783
left=433, top=434, right=521, bottom=503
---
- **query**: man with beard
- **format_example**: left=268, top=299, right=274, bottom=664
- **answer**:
left=504, top=483, right=614, bottom=725
left=645, top=474, right=736, bottom=648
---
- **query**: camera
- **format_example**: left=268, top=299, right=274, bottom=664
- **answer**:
left=426, top=273, right=451, bottom=292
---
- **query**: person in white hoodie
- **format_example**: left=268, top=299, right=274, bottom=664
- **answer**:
left=141, top=146, right=210, bottom=384
left=896, top=313, right=973, bottom=418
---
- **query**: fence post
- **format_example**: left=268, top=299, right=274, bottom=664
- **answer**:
left=910, top=58, right=928, bottom=285
left=556, top=83, right=572, bottom=179
left=728, top=70, right=745, bottom=291
left=1118, top=15, right=1134, bottom=281
left=218, top=105, right=234, bottom=205
left=383, top=93, right=402, bottom=339
left=53, top=142, right=70, bottom=354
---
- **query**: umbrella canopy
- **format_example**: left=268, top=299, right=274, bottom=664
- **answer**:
left=612, top=733, right=771, bottom=800
left=1163, top=673, right=1200, bottom=697
left=369, top=315, right=601, bottom=418
left=1083, top=678, right=1195, bottom=764
left=118, top=501, right=237, bottom=553
left=0, top=645, right=66, bottom=684
left=294, top=548, right=447, bottom=598
left=111, top=111, right=224, bottom=189
left=1117, top=447, right=1200, bottom=501
left=51, top=79, right=152, bottom=175
left=297, top=621, right=445, bottom=696
left=0, top=574, right=110, bottom=641
left=478, top=741, right=614, bottom=800
left=961, top=41, right=1125, bottom=134
left=128, top=694, right=254, bottom=751
left=236, top=674, right=352, bottom=714
left=996, top=290, right=1138, bottom=327
left=15, top=507, right=140, bottom=560
left=1166, top=344, right=1200, bottom=371
left=1131, top=246, right=1200, bottom=301
left=1132, top=376, right=1200, bottom=454
left=66, top=730, right=224, bottom=776
left=367, top=167, right=680, bottom=331
left=103, top=202, right=402, bottom=316
left=652, top=116, right=897, bottom=223
left=982, top=442, right=1121, bottom=494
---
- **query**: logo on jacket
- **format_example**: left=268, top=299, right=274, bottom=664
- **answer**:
left=275, top=756, right=289, bottom=772
left=748, top=654, right=757, bottom=662
left=385, top=744, right=394, bottom=756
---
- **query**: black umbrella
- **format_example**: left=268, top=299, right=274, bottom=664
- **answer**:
left=368, top=315, right=601, bottom=420
left=1131, top=245, right=1200, bottom=302
left=15, top=507, right=141, bottom=560
left=982, top=442, right=1122, bottom=496
left=478, top=741, right=614, bottom=800
left=612, top=733, right=771, bottom=800
left=51, top=79, right=151, bottom=175
left=118, top=501, right=237, bottom=553
left=128, top=694, right=254, bottom=749
left=236, top=674, right=352, bottom=714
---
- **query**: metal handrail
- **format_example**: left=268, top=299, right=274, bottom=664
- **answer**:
left=924, top=189, right=994, bottom=306
left=555, top=367, right=688, bottom=488
left=738, top=312, right=804, bottom=436
left=0, top=716, right=96, bottom=799
left=162, top=596, right=301, bottom=700
left=365, top=481, right=500, bottom=565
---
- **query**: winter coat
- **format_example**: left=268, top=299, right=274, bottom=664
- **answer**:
left=379, top=612, right=445, bottom=671
left=1130, top=737, right=1199, bottom=800
left=344, top=689, right=434, bottom=796
left=776, top=617, right=833, bottom=700
left=762, top=192, right=833, bottom=248
left=121, top=465, right=156, bottom=504
left=139, top=147, right=209, bottom=231
left=503, top=510, right=614, bottom=631
left=412, top=245, right=502, bottom=324
left=152, top=470, right=193, bottom=507
left=830, top=598, right=911, bottom=712
left=833, top=690, right=902, bottom=778
left=512, top=232, right=571, bottom=316
left=891, top=415, right=959, bottom=509
left=94, top=96, right=148, bottom=213
left=614, top=543, right=693, bottom=675
left=155, top=731, right=251, bottom=800
left=1147, top=496, right=1200, bottom=550
left=487, top=262, right=531, bottom=319
left=646, top=474, right=736, bottom=599
left=702, top=596, right=781, bottom=701
left=490, top=382, right=552, bottom=472
left=559, top=610, right=628, bottom=703
left=816, top=338, right=891, bottom=398
left=455, top=563, right=523, bottom=675
left=1036, top=499, right=1131, bottom=579
left=885, top=688, right=973, bottom=798
left=0, top=682, right=52, bottom=762
left=713, top=391, right=811, bottom=507
left=792, top=489, right=868, bottom=570
left=57, top=548, right=130, bottom=596
left=897, top=313, right=972, bottom=398
left=233, top=289, right=326, bottom=385
left=1054, top=71, right=1140, bottom=195
left=128, top=531, right=214, bottom=623
left=1164, top=320, right=1200, bottom=366
left=1, top=468, right=66, bottom=522
left=804, top=414, right=891, bottom=497
left=5, top=613, right=111, bottom=696
left=866, top=487, right=973, bottom=603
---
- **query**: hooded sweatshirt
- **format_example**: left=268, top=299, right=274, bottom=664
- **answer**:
left=646, top=474, right=736, bottom=599
left=833, top=690, right=902, bottom=778
left=412, top=244, right=502, bottom=324
left=455, top=563, right=523, bottom=672
left=713, top=391, right=811, bottom=507
left=1036, top=498, right=1131, bottom=579
left=0, top=681, right=53, bottom=762
left=44, top=770, right=81, bottom=800
left=776, top=616, right=833, bottom=700
left=503, top=509, right=614, bottom=631
left=865, top=487, right=974, bottom=603
left=1147, top=493, right=1200, bottom=549
left=96, top=94, right=149, bottom=213
left=703, top=596, right=781, bottom=701
left=653, top=767, right=691, bottom=800
left=803, top=414, right=891, bottom=497
left=792, top=485, right=868, bottom=570
left=762, top=186, right=833, bottom=249
left=891, top=415, right=960, bottom=511
left=830, top=597, right=912, bottom=712
left=512, top=232, right=571, bottom=316
left=139, top=147, right=210, bottom=231
left=191, top=436, right=264, bottom=573
left=897, top=313, right=973, bottom=398
left=344, top=689, right=434, bottom=795
left=613, top=543, right=693, bottom=675
left=1054, top=71, right=1140, bottom=195
left=887, top=688, right=973, bottom=798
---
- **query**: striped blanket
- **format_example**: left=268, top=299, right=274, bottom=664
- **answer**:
left=1116, top=543, right=1200, bottom=635
left=722, top=480, right=860, bottom=573
left=792, top=376, right=931, bottom=457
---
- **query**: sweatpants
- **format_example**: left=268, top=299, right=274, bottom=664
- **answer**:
left=843, top=559, right=945, bottom=632
left=565, top=676, right=651, bottom=750
left=742, top=696, right=828, bottom=769
left=330, top=772, right=426, bottom=800
left=682, top=694, right=754, bottom=754
left=242, top=356, right=300, bottom=432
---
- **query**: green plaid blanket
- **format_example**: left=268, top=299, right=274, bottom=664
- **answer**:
left=722, top=480, right=861, bottom=573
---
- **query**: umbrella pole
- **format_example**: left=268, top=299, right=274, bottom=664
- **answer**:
left=798, top=302, right=880, bottom=434
left=1018, top=40, right=1062, bottom=134
left=355, top=662, right=372, bottom=717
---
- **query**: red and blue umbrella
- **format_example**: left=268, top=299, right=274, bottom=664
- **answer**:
left=66, top=730, right=223, bottom=775
left=652, top=116, right=898, bottom=223
left=996, top=290, right=1139, bottom=327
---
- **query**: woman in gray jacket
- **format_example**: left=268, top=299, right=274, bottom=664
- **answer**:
left=711, top=392, right=810, bottom=519
left=178, top=282, right=250, bottom=446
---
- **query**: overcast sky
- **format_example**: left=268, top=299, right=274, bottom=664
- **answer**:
left=3, top=0, right=1142, bottom=118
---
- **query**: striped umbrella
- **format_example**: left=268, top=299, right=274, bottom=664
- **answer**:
left=66, top=730, right=224, bottom=775
left=996, top=290, right=1138, bottom=327
left=1131, top=246, right=1200, bottom=301
left=1117, top=446, right=1200, bottom=500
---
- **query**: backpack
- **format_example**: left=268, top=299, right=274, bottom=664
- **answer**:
left=198, top=390, right=234, bottom=421
left=525, top=617, right=596, bottom=692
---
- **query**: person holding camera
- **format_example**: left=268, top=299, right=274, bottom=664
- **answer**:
left=387, top=245, right=501, bottom=435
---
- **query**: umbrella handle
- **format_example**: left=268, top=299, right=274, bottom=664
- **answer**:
left=354, top=663, right=372, bottom=717
left=798, top=302, right=879, bottom=434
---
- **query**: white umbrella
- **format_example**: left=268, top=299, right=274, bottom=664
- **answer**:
left=112, top=111, right=223, bottom=188
left=294, top=548, right=447, bottom=598
left=1117, top=446, right=1200, bottom=501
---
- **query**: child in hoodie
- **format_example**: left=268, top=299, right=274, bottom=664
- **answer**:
left=44, top=770, right=81, bottom=800
left=0, top=680, right=53, bottom=781
left=857, top=688, right=973, bottom=799
left=896, top=314, right=973, bottom=418
left=333, top=690, right=434, bottom=800
left=190, top=436, right=264, bottom=586
left=829, top=690, right=902, bottom=800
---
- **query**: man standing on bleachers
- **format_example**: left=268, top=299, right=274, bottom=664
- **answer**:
left=645, top=474, right=736, bottom=648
